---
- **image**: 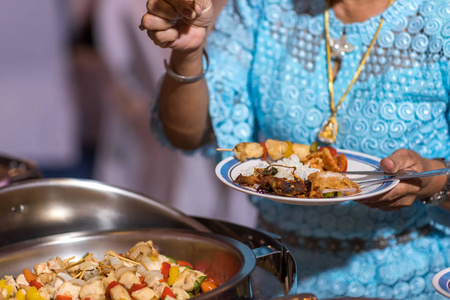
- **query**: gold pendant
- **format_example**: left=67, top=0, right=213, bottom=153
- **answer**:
left=318, top=115, right=338, bottom=144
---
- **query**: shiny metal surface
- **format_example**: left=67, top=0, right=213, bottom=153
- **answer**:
left=0, top=154, right=42, bottom=187
left=0, top=229, right=256, bottom=299
left=0, top=179, right=298, bottom=298
left=194, top=217, right=297, bottom=298
left=0, top=178, right=209, bottom=247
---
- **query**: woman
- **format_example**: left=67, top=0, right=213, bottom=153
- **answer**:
left=141, top=0, right=450, bottom=298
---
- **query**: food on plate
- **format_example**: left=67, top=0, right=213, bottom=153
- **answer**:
left=233, top=152, right=360, bottom=198
left=232, top=139, right=312, bottom=162
left=0, top=240, right=218, bottom=300
left=308, top=171, right=361, bottom=198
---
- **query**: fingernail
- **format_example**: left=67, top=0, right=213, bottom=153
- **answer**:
left=183, top=9, right=195, bottom=19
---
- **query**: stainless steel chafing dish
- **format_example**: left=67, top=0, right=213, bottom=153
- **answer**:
left=0, top=178, right=297, bottom=299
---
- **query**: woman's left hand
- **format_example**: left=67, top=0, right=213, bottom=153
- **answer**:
left=356, top=149, right=447, bottom=211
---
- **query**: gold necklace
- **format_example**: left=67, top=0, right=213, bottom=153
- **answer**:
left=318, top=0, right=395, bottom=144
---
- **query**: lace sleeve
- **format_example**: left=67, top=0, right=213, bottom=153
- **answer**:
left=206, top=0, right=263, bottom=155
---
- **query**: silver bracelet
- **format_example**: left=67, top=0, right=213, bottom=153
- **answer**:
left=164, top=49, right=209, bottom=83
left=422, top=158, right=450, bottom=206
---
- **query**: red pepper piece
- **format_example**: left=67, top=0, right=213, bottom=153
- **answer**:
left=177, top=260, right=193, bottom=269
left=161, top=286, right=176, bottom=300
left=160, top=262, right=171, bottom=281
left=105, top=281, right=121, bottom=297
left=128, top=283, right=147, bottom=294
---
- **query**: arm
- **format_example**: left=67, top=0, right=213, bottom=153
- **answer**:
left=141, top=0, right=228, bottom=150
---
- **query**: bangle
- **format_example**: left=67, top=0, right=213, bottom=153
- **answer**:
left=422, top=158, right=450, bottom=206
left=164, top=49, right=209, bottom=83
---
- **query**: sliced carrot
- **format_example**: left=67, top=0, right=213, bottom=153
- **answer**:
left=23, top=268, right=36, bottom=283
left=56, top=295, right=72, bottom=300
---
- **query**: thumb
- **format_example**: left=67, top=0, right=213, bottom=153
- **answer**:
left=164, top=0, right=199, bottom=19
left=380, top=149, right=415, bottom=173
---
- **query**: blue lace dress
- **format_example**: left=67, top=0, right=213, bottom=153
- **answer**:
left=204, top=0, right=450, bottom=298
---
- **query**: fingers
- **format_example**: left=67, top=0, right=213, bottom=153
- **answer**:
left=357, top=179, right=422, bottom=210
left=147, top=28, right=179, bottom=47
left=147, top=0, right=180, bottom=20
left=163, top=0, right=200, bottom=19
left=142, top=13, right=176, bottom=31
left=380, top=149, right=422, bottom=173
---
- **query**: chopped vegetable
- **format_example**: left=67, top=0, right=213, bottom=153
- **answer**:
left=30, top=280, right=43, bottom=290
left=16, top=290, right=26, bottom=300
left=204, top=277, right=219, bottom=286
left=322, top=191, right=341, bottom=198
left=0, top=279, right=13, bottom=298
left=56, top=295, right=72, bottom=300
left=23, top=268, right=36, bottom=283
left=310, top=142, right=318, bottom=153
left=128, top=283, right=147, bottom=294
left=26, top=287, right=45, bottom=300
left=177, top=260, right=193, bottom=269
left=160, top=262, right=171, bottom=281
left=284, top=141, right=294, bottom=158
left=166, top=256, right=177, bottom=264
left=318, top=146, right=337, bottom=157
left=167, top=266, right=180, bottom=286
left=193, top=276, right=207, bottom=295
left=200, top=280, right=217, bottom=293
left=105, top=281, right=121, bottom=297
left=161, top=286, right=175, bottom=300
left=260, top=166, right=278, bottom=176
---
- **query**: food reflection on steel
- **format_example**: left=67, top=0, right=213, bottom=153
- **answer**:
left=1, top=240, right=220, bottom=300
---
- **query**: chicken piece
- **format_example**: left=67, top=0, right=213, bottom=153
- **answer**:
left=171, top=269, right=196, bottom=291
left=118, top=271, right=140, bottom=290
left=171, top=288, right=190, bottom=300
left=38, top=285, right=54, bottom=300
left=102, top=271, right=116, bottom=288
left=292, top=143, right=311, bottom=159
left=265, top=139, right=287, bottom=161
left=55, top=282, right=81, bottom=300
left=34, top=262, right=51, bottom=276
left=125, top=241, right=159, bottom=261
left=15, top=274, right=28, bottom=288
left=130, top=287, right=157, bottom=300
left=37, top=273, right=54, bottom=285
left=109, top=284, right=131, bottom=300
left=152, top=282, right=170, bottom=298
left=233, top=142, right=263, bottom=162
left=47, top=258, right=65, bottom=271
left=79, top=280, right=104, bottom=299
left=308, top=171, right=361, bottom=198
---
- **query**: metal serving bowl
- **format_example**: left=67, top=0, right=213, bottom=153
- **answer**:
left=0, top=178, right=209, bottom=247
left=0, top=229, right=257, bottom=299
left=0, top=178, right=297, bottom=298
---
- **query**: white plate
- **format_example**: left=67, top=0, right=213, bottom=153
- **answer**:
left=215, top=149, right=399, bottom=205
left=433, top=268, right=450, bottom=298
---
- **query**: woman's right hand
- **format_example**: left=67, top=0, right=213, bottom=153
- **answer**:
left=141, top=0, right=213, bottom=51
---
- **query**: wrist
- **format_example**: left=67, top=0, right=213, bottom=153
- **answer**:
left=422, top=158, right=450, bottom=206
left=169, top=48, right=205, bottom=76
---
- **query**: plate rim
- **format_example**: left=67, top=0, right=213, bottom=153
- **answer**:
left=215, top=149, right=399, bottom=205
left=433, top=267, right=450, bottom=298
